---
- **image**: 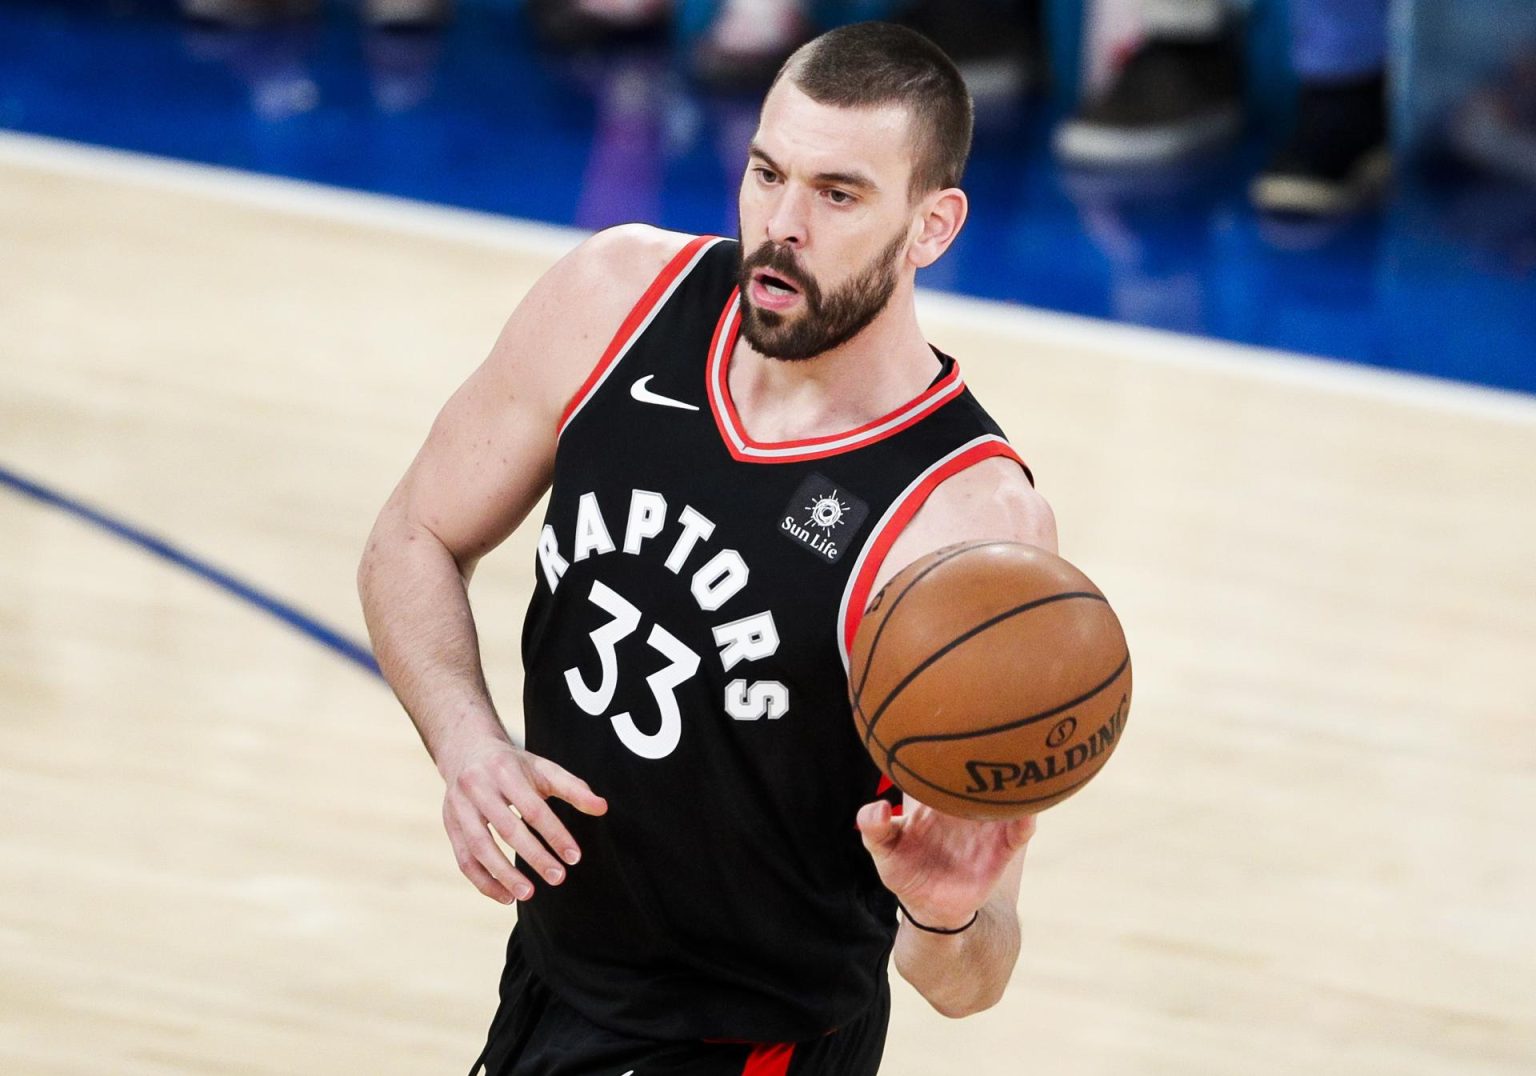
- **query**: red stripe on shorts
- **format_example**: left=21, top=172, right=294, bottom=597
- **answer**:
left=741, top=1041, right=795, bottom=1076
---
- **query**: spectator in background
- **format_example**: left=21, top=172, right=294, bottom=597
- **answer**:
left=1447, top=48, right=1536, bottom=190
left=525, top=0, right=674, bottom=47
left=1055, top=0, right=1391, bottom=217
left=526, top=0, right=819, bottom=82
left=529, top=0, right=851, bottom=89
left=1252, top=0, right=1390, bottom=215
left=687, top=0, right=818, bottom=90
left=1055, top=0, right=1246, bottom=166
left=690, top=0, right=1038, bottom=93
left=531, top=0, right=1036, bottom=97
left=180, top=0, right=451, bottom=29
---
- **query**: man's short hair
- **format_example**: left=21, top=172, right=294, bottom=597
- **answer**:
left=773, top=21, right=974, bottom=197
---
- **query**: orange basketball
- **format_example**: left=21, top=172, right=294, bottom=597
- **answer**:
left=849, top=541, right=1132, bottom=820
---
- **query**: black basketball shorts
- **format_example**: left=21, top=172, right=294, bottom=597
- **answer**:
left=468, top=930, right=890, bottom=1076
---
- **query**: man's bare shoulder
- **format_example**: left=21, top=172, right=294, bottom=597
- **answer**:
left=923, top=457, right=1054, bottom=549
left=871, top=458, right=1057, bottom=602
left=478, top=224, right=706, bottom=415
left=392, top=226, right=712, bottom=565
left=546, top=223, right=701, bottom=315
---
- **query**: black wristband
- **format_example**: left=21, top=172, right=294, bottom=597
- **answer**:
left=896, top=898, right=979, bottom=935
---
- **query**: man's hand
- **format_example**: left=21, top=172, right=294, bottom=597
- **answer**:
left=857, top=797, right=1035, bottom=931
left=439, top=739, right=608, bottom=904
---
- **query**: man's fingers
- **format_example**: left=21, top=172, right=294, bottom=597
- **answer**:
left=448, top=798, right=534, bottom=901
left=1006, top=814, right=1038, bottom=851
left=534, top=758, right=608, bottom=818
left=458, top=852, right=519, bottom=905
left=506, top=785, right=585, bottom=869
left=524, top=759, right=606, bottom=865
left=441, top=746, right=604, bottom=896
left=486, top=799, right=568, bottom=886
left=856, top=799, right=901, bottom=858
left=448, top=798, right=534, bottom=896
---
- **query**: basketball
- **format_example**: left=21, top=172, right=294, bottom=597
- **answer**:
left=849, top=541, right=1132, bottom=820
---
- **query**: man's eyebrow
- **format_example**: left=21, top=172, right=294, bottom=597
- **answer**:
left=814, top=169, right=878, bottom=192
left=748, top=144, right=879, bottom=192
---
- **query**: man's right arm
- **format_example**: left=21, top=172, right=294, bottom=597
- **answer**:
left=357, top=223, right=695, bottom=904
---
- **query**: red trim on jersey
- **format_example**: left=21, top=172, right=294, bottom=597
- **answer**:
left=557, top=234, right=719, bottom=437
left=741, top=1042, right=796, bottom=1076
left=706, top=293, right=968, bottom=464
left=839, top=438, right=1025, bottom=663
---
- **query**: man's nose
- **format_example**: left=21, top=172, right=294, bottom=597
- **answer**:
left=764, top=185, right=810, bottom=250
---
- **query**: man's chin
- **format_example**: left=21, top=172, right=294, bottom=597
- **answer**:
left=741, top=304, right=789, bottom=343
left=741, top=317, right=818, bottom=363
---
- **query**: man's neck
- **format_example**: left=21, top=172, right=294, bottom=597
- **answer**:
left=728, top=295, right=941, bottom=444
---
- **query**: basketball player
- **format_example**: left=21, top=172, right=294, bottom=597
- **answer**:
left=358, top=22, right=1057, bottom=1076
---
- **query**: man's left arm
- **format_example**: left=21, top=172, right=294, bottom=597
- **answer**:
left=855, top=456, right=1058, bottom=1017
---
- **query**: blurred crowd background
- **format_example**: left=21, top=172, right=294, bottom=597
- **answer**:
left=167, top=0, right=1536, bottom=217
left=2, top=0, right=1532, bottom=391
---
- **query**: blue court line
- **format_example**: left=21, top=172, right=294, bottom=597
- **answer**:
left=1, top=462, right=382, bottom=678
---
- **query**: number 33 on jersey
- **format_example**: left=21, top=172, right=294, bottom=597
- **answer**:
left=538, top=487, right=789, bottom=760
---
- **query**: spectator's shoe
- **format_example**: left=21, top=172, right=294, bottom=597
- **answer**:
left=179, top=0, right=315, bottom=26
left=1448, top=52, right=1536, bottom=189
left=527, top=0, right=672, bottom=49
left=1252, top=73, right=1391, bottom=215
left=365, top=0, right=453, bottom=30
left=692, top=0, right=811, bottom=93
left=1054, top=33, right=1243, bottom=167
left=899, top=0, right=1045, bottom=103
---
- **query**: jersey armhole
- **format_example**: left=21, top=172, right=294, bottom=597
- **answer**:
left=556, top=234, right=723, bottom=438
left=836, top=435, right=1029, bottom=671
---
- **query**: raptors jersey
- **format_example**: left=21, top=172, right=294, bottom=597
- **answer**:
left=516, top=235, right=1028, bottom=1044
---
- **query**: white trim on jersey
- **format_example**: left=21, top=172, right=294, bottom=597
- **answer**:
left=707, top=296, right=970, bottom=462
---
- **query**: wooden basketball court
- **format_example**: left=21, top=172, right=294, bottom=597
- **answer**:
left=2, top=131, right=1533, bottom=1075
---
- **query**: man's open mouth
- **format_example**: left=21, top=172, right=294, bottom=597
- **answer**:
left=753, top=269, right=801, bottom=296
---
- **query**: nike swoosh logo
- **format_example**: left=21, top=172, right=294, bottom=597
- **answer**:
left=630, top=375, right=699, bottom=412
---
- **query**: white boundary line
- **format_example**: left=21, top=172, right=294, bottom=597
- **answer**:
left=4, top=129, right=1534, bottom=426
left=0, top=128, right=588, bottom=259
left=917, top=290, right=1536, bottom=425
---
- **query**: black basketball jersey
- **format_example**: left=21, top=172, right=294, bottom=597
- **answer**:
left=515, top=234, right=1028, bottom=1044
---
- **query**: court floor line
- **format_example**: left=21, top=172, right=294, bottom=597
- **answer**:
left=3, top=129, right=1533, bottom=425
left=0, top=462, right=381, bottom=678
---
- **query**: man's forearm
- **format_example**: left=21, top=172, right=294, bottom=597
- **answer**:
left=358, top=515, right=509, bottom=774
left=893, top=896, right=1021, bottom=1018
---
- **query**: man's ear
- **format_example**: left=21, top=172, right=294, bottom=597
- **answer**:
left=909, top=187, right=968, bottom=269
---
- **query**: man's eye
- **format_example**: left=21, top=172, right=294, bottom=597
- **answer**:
left=755, top=167, right=780, bottom=184
left=825, top=189, right=853, bottom=205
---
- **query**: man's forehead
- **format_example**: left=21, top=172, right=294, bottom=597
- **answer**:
left=752, top=82, right=915, bottom=182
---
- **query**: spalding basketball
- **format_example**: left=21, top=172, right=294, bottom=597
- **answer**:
left=849, top=541, right=1131, bottom=820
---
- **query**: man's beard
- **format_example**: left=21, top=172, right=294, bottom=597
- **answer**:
left=735, top=228, right=908, bottom=362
